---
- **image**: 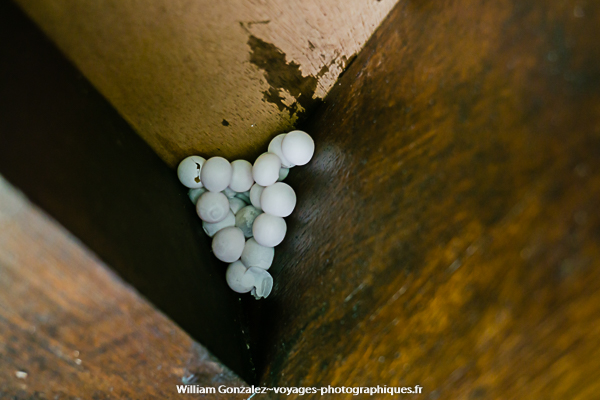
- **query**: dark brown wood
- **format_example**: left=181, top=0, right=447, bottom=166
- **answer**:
left=247, top=0, right=600, bottom=398
left=0, top=0, right=254, bottom=383
left=0, top=177, right=248, bottom=399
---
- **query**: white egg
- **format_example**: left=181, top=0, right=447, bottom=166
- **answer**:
left=252, top=153, right=281, bottom=186
left=188, top=187, right=207, bottom=204
left=229, top=197, right=247, bottom=215
left=252, top=213, right=287, bottom=247
left=177, top=156, right=206, bottom=188
left=202, top=210, right=235, bottom=237
left=246, top=267, right=273, bottom=299
left=249, top=183, right=265, bottom=210
left=196, top=191, right=230, bottom=223
left=277, top=168, right=289, bottom=182
left=235, top=205, right=261, bottom=238
left=268, top=134, right=295, bottom=168
left=281, top=130, right=314, bottom=166
left=241, top=238, right=275, bottom=270
left=212, top=226, right=245, bottom=263
left=200, top=157, right=232, bottom=192
left=229, top=160, right=254, bottom=192
left=260, top=182, right=296, bottom=217
left=225, top=261, right=253, bottom=293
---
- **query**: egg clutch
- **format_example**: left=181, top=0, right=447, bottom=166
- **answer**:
left=176, top=130, right=315, bottom=299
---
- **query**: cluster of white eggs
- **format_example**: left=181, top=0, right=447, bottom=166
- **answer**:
left=176, top=130, right=314, bottom=300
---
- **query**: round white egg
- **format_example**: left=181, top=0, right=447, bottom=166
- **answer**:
left=200, top=157, right=232, bottom=192
left=229, top=197, right=247, bottom=215
left=252, top=153, right=281, bottom=186
left=278, top=168, right=289, bottom=182
left=212, top=226, right=245, bottom=263
left=252, top=214, right=287, bottom=247
left=241, top=238, right=275, bottom=270
left=196, top=191, right=230, bottom=223
left=229, top=160, right=254, bottom=192
left=268, top=134, right=295, bottom=168
left=177, top=156, right=206, bottom=188
left=188, top=187, right=207, bottom=204
left=235, top=205, right=261, bottom=238
left=281, top=130, right=314, bottom=166
left=202, top=210, right=235, bottom=237
left=260, top=182, right=296, bottom=217
left=225, top=261, right=253, bottom=293
left=249, top=183, right=265, bottom=210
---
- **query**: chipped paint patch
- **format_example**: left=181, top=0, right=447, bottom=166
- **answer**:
left=248, top=35, right=322, bottom=119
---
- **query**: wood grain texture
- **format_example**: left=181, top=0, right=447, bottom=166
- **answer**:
left=0, top=0, right=254, bottom=383
left=0, top=176, right=248, bottom=399
left=12, top=0, right=398, bottom=167
left=245, top=0, right=600, bottom=398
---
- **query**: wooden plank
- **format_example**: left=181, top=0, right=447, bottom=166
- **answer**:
left=246, top=0, right=600, bottom=398
left=0, top=0, right=254, bottom=383
left=12, top=0, right=398, bottom=167
left=0, top=176, right=248, bottom=399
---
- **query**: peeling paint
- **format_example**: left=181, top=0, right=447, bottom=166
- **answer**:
left=248, top=35, right=322, bottom=118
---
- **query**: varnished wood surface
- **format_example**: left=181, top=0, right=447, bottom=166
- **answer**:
left=247, top=0, right=600, bottom=398
left=0, top=0, right=254, bottom=383
left=12, top=0, right=398, bottom=167
left=0, top=176, right=248, bottom=399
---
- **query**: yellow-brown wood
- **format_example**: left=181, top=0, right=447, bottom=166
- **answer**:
left=0, top=176, right=248, bottom=399
left=245, top=0, right=600, bottom=398
left=13, top=0, right=398, bottom=167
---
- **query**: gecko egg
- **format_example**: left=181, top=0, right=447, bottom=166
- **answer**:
left=253, top=153, right=281, bottom=186
left=229, top=160, right=254, bottom=192
left=200, top=157, right=232, bottom=192
left=229, top=197, right=247, bottom=214
left=212, top=226, right=245, bottom=263
left=241, top=238, right=275, bottom=270
left=249, top=183, right=265, bottom=210
left=260, top=182, right=296, bottom=217
left=235, top=205, right=261, bottom=238
left=268, top=134, right=295, bottom=168
left=225, top=261, right=253, bottom=293
left=281, top=130, right=314, bottom=166
left=188, top=187, right=207, bottom=204
left=196, top=191, right=229, bottom=223
left=177, top=156, right=206, bottom=188
left=277, top=168, right=289, bottom=182
left=252, top=214, right=287, bottom=247
left=203, top=210, right=235, bottom=237
left=246, top=267, right=273, bottom=299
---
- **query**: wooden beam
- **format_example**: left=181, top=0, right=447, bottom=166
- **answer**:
left=0, top=176, right=248, bottom=398
left=12, top=0, right=399, bottom=166
left=247, top=0, right=600, bottom=397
